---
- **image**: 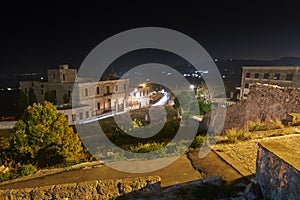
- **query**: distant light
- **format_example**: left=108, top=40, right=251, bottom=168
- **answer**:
left=224, top=69, right=227, bottom=71
left=146, top=78, right=149, bottom=81
left=167, top=72, right=171, bottom=75
left=222, top=75, right=226, bottom=78
left=184, top=74, right=187, bottom=77
left=41, top=76, right=44, bottom=80
left=214, top=59, right=218, bottom=62
left=7, top=88, right=12, bottom=91
left=190, top=85, right=195, bottom=90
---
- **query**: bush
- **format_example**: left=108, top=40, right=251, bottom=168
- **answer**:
left=190, top=135, right=204, bottom=148
left=246, top=120, right=268, bottom=132
left=246, top=118, right=284, bottom=132
left=224, top=128, right=250, bottom=143
left=16, top=164, right=37, bottom=177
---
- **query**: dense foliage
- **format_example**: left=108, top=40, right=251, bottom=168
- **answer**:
left=10, top=101, right=84, bottom=168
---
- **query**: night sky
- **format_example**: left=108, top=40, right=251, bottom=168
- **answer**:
left=1, top=2, right=300, bottom=73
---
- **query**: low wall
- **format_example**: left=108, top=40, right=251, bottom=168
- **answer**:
left=0, top=176, right=161, bottom=200
left=0, top=121, right=17, bottom=129
left=256, top=141, right=300, bottom=200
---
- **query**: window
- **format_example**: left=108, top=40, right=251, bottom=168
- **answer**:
left=254, top=73, right=259, bottom=78
left=133, top=92, right=136, bottom=97
left=263, top=73, right=269, bottom=79
left=286, top=74, right=293, bottom=80
left=140, top=91, right=142, bottom=96
left=86, top=111, right=89, bottom=118
left=106, top=86, right=110, bottom=94
left=246, top=73, right=251, bottom=78
left=97, top=102, right=100, bottom=110
left=244, top=94, right=248, bottom=97
left=25, top=88, right=27, bottom=94
left=41, top=85, right=43, bottom=88
left=274, top=73, right=280, bottom=80
left=41, top=89, right=44, bottom=95
left=79, top=112, right=83, bottom=120
left=31, top=82, right=34, bottom=87
left=63, top=74, right=65, bottom=81
left=97, top=87, right=100, bottom=94
left=146, top=90, right=149, bottom=95
left=245, top=83, right=249, bottom=88
left=115, top=85, right=118, bottom=92
left=65, top=115, right=68, bottom=121
left=85, top=88, right=88, bottom=96
left=68, top=90, right=71, bottom=97
left=143, top=90, right=145, bottom=96
left=72, top=114, right=76, bottom=121
left=124, top=83, right=126, bottom=90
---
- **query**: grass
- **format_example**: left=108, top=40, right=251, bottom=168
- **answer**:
left=223, top=117, right=298, bottom=143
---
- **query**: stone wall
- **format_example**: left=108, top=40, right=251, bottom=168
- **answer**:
left=202, top=84, right=300, bottom=131
left=0, top=176, right=161, bottom=200
left=256, top=142, right=300, bottom=200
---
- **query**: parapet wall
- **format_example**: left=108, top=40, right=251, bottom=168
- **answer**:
left=202, top=84, right=300, bottom=131
left=0, top=176, right=161, bottom=200
left=256, top=141, right=300, bottom=200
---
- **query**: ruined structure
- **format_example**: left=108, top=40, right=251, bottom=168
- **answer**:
left=202, top=84, right=300, bottom=131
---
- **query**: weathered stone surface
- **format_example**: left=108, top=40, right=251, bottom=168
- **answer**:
left=202, top=84, right=300, bottom=131
left=0, top=176, right=161, bottom=200
left=256, top=142, right=300, bottom=200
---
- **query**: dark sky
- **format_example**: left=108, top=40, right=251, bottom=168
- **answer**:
left=1, top=2, right=300, bottom=73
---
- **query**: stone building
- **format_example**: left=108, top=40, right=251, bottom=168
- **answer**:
left=20, top=64, right=128, bottom=124
left=239, top=66, right=300, bottom=100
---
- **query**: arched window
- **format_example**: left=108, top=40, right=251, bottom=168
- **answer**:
left=97, top=102, right=100, bottom=110
left=97, top=87, right=100, bottom=95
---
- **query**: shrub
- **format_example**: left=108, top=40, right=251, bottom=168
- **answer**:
left=246, top=119, right=267, bottom=132
left=266, top=118, right=284, bottom=130
left=190, top=135, right=205, bottom=148
left=16, top=164, right=37, bottom=177
left=224, top=128, right=250, bottom=143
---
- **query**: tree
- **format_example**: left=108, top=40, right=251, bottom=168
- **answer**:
left=10, top=101, right=84, bottom=167
left=28, top=88, right=37, bottom=105
left=18, top=90, right=28, bottom=114
left=63, top=93, right=70, bottom=104
left=45, top=90, right=57, bottom=105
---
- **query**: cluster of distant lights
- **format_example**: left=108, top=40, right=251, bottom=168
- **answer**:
left=183, top=70, right=208, bottom=78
